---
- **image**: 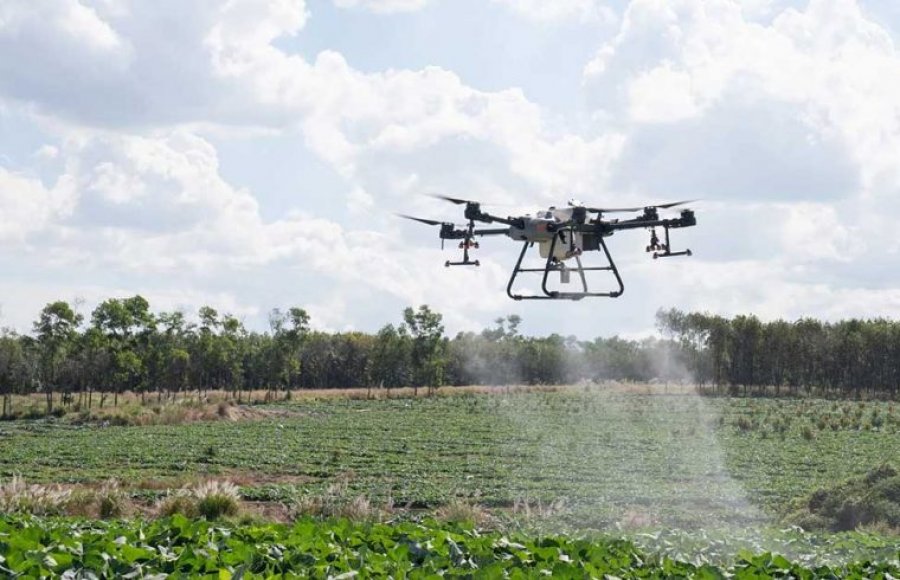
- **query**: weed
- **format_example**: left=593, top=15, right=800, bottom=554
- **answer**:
left=193, top=480, right=241, bottom=520
left=157, top=493, right=199, bottom=518
left=0, top=476, right=71, bottom=516
left=291, top=481, right=378, bottom=521
left=735, top=416, right=754, bottom=431
left=436, top=497, right=490, bottom=525
left=96, top=479, right=128, bottom=518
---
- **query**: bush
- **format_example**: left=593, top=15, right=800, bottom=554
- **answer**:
left=785, top=464, right=900, bottom=532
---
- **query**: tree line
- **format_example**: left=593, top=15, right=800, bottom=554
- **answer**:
left=1, top=297, right=898, bottom=416
left=0, top=296, right=694, bottom=415
left=657, top=309, right=900, bottom=398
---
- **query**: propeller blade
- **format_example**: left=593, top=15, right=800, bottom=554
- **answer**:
left=655, top=199, right=698, bottom=209
left=585, top=199, right=698, bottom=214
left=584, top=205, right=644, bottom=214
left=397, top=214, right=445, bottom=226
left=428, top=194, right=471, bottom=205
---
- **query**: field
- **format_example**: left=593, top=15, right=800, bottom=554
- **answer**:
left=0, top=385, right=899, bottom=576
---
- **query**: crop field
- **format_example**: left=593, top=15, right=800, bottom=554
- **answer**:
left=0, top=385, right=898, bottom=575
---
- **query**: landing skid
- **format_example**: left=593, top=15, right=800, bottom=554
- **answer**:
left=506, top=235, right=624, bottom=300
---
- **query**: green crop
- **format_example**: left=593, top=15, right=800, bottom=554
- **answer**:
left=0, top=391, right=897, bottom=530
left=0, top=516, right=897, bottom=578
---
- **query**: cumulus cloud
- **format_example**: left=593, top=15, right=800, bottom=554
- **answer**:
left=0, top=167, right=75, bottom=242
left=0, top=118, right=510, bottom=331
left=0, top=0, right=899, bottom=337
left=491, top=0, right=616, bottom=24
left=332, top=0, right=432, bottom=13
left=586, top=0, right=900, bottom=193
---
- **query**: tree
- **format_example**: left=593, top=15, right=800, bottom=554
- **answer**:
left=33, top=301, right=83, bottom=413
left=402, top=305, right=446, bottom=395
left=0, top=330, right=28, bottom=416
left=267, top=307, right=309, bottom=393
left=91, top=296, right=155, bottom=404
left=370, top=324, right=411, bottom=391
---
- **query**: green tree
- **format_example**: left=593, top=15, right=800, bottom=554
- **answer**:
left=33, top=301, right=83, bottom=413
left=0, top=330, right=28, bottom=416
left=402, top=305, right=446, bottom=395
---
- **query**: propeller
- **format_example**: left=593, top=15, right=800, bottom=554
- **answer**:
left=655, top=199, right=697, bottom=209
left=397, top=214, right=447, bottom=226
left=428, top=194, right=473, bottom=206
left=585, top=199, right=697, bottom=214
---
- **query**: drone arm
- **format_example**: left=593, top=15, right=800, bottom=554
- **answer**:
left=464, top=206, right=525, bottom=228
left=472, top=227, right=510, bottom=237
left=598, top=210, right=696, bottom=234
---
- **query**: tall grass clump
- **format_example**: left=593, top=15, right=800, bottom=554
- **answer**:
left=0, top=476, right=71, bottom=515
left=194, top=480, right=241, bottom=519
left=157, top=480, right=241, bottom=520
left=96, top=479, right=129, bottom=518
left=291, top=481, right=377, bottom=521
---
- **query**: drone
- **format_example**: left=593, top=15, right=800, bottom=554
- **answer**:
left=399, top=195, right=698, bottom=301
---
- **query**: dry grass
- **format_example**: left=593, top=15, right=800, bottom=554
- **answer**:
left=290, top=480, right=382, bottom=521
left=0, top=476, right=72, bottom=516
left=156, top=480, right=243, bottom=520
left=509, top=497, right=568, bottom=520
left=435, top=498, right=493, bottom=526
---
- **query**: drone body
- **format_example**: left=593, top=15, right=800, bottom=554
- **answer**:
left=400, top=196, right=697, bottom=301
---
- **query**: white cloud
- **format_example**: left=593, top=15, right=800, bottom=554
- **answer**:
left=58, top=0, right=124, bottom=51
left=0, top=122, right=511, bottom=332
left=202, top=19, right=626, bottom=199
left=586, top=0, right=900, bottom=193
left=491, top=0, right=616, bottom=24
left=33, top=144, right=59, bottom=160
left=0, top=167, right=75, bottom=242
left=1, top=0, right=899, bottom=337
left=0, top=1, right=125, bottom=52
left=627, top=63, right=700, bottom=122
left=332, top=0, right=432, bottom=13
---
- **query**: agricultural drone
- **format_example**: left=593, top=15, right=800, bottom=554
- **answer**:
left=399, top=195, right=698, bottom=301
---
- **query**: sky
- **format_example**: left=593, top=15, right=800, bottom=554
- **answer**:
left=0, top=0, right=899, bottom=338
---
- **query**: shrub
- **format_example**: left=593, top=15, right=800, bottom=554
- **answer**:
left=785, top=464, right=900, bottom=532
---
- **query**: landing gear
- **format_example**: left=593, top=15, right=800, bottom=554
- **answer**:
left=506, top=234, right=624, bottom=300
left=647, top=225, right=691, bottom=259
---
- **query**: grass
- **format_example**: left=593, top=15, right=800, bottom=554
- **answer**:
left=0, top=385, right=898, bottom=571
left=0, top=388, right=897, bottom=527
left=785, top=464, right=900, bottom=532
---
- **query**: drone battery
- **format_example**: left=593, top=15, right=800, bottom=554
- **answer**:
left=581, top=233, right=601, bottom=252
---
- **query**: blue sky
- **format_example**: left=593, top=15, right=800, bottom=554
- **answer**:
left=1, top=0, right=899, bottom=338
